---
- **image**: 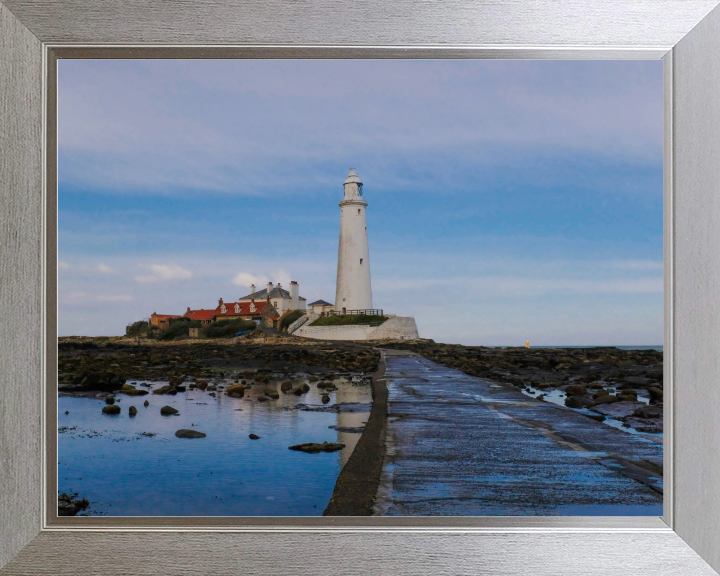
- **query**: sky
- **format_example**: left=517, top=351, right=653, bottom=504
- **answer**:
left=57, top=59, right=663, bottom=345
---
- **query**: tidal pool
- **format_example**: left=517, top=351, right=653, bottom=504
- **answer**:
left=58, top=377, right=371, bottom=516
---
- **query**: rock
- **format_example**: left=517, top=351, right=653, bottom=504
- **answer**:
left=647, top=386, right=664, bottom=403
left=584, top=413, right=606, bottom=422
left=263, top=386, right=280, bottom=399
left=207, top=385, right=217, bottom=391
left=308, top=375, right=318, bottom=382
left=316, top=381, right=328, bottom=389
left=121, top=383, right=136, bottom=392
left=143, top=400, right=149, bottom=407
left=623, top=417, right=663, bottom=434
left=105, top=395, right=115, bottom=405
left=288, top=441, right=345, bottom=453
left=58, top=493, right=89, bottom=516
left=128, top=406, right=137, bottom=416
left=593, top=394, right=619, bottom=405
left=249, top=433, right=260, bottom=440
left=160, top=405, right=179, bottom=416
left=565, top=384, right=586, bottom=396
left=64, top=410, right=69, bottom=415
left=175, top=429, right=206, bottom=438
left=328, top=425, right=365, bottom=433
left=175, top=385, right=186, bottom=392
left=196, top=380, right=208, bottom=390
left=124, top=388, right=149, bottom=396
left=58, top=371, right=125, bottom=393
left=297, top=402, right=371, bottom=413
left=153, top=385, right=171, bottom=395
left=633, top=404, right=663, bottom=419
left=322, top=394, right=330, bottom=404
left=226, top=384, right=245, bottom=398
left=166, top=389, right=178, bottom=395
left=565, top=395, right=593, bottom=408
left=102, top=404, right=120, bottom=415
left=256, top=396, right=269, bottom=402
left=208, top=392, right=216, bottom=397
left=280, top=380, right=293, bottom=392
left=592, top=401, right=644, bottom=418
left=291, top=383, right=310, bottom=396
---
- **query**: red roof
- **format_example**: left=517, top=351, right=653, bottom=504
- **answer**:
left=214, top=301, right=268, bottom=317
left=183, top=309, right=216, bottom=321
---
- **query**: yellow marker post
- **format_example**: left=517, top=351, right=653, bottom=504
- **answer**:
left=525, top=340, right=530, bottom=348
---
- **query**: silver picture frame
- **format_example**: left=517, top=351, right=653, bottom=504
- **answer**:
left=1, top=1, right=719, bottom=573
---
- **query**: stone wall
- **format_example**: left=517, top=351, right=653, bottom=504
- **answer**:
left=296, top=316, right=419, bottom=341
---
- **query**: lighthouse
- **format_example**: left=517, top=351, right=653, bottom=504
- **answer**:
left=335, top=169, right=373, bottom=313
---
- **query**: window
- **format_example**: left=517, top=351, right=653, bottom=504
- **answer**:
left=220, top=305, right=226, bottom=313
left=234, top=304, right=240, bottom=313
left=360, top=258, right=363, bottom=265
left=358, top=209, right=361, bottom=214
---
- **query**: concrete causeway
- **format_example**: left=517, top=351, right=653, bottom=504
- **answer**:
left=374, top=350, right=663, bottom=516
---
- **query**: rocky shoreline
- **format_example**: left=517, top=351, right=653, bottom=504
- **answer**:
left=57, top=336, right=663, bottom=516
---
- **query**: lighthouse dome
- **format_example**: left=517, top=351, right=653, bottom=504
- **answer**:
left=344, top=169, right=362, bottom=185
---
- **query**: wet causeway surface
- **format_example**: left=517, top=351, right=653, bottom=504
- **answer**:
left=375, top=351, right=663, bottom=516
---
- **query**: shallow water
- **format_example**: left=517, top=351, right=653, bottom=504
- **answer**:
left=58, top=377, right=371, bottom=516
left=519, top=385, right=662, bottom=439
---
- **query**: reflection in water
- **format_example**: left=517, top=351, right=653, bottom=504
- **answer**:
left=58, top=375, right=371, bottom=516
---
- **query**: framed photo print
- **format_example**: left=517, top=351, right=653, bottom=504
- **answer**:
left=1, top=1, right=720, bottom=574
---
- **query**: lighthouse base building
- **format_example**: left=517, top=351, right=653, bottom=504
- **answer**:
left=295, top=169, right=419, bottom=341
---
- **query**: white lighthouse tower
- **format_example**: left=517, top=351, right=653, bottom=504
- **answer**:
left=335, top=169, right=373, bottom=313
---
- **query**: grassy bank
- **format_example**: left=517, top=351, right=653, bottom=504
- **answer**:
left=311, top=314, right=388, bottom=327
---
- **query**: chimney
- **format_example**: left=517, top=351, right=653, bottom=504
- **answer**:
left=290, top=281, right=299, bottom=310
left=267, top=281, right=273, bottom=296
left=219, top=298, right=223, bottom=306
left=187, top=307, right=190, bottom=313
left=251, top=283, right=255, bottom=296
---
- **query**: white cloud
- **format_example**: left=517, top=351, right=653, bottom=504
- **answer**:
left=58, top=261, right=70, bottom=269
left=97, top=263, right=115, bottom=273
left=231, top=272, right=266, bottom=288
left=135, top=264, right=193, bottom=283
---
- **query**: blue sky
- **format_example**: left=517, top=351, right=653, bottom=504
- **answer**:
left=58, top=59, right=663, bottom=345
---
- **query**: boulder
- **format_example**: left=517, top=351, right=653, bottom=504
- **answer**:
left=288, top=441, right=345, bottom=453
left=308, top=375, right=319, bottom=382
left=57, top=493, right=89, bottom=516
left=175, top=385, right=186, bottom=392
left=105, top=395, right=115, bottom=405
left=593, top=401, right=644, bottom=418
left=124, top=388, right=149, bottom=396
left=263, top=386, right=280, bottom=399
left=102, top=404, right=120, bottom=415
left=322, top=394, right=330, bottom=404
left=207, top=385, right=217, bottom=391
left=647, top=386, right=664, bottom=403
left=315, top=381, right=328, bottom=389
left=175, top=429, right=206, bottom=438
left=593, top=394, right=619, bottom=405
left=196, top=380, right=208, bottom=390
left=565, top=384, right=586, bottom=396
left=160, top=405, right=179, bottom=416
left=256, top=396, right=269, bottom=402
left=208, top=392, right=216, bottom=397
left=143, top=400, right=149, bottom=407
left=633, top=404, right=663, bottom=419
left=128, top=406, right=137, bottom=416
left=249, top=433, right=260, bottom=440
left=280, top=380, right=293, bottom=392
left=152, top=385, right=171, bottom=395
left=226, top=384, right=245, bottom=398
left=121, top=384, right=137, bottom=392
left=565, top=395, right=593, bottom=408
left=291, top=383, right=310, bottom=396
